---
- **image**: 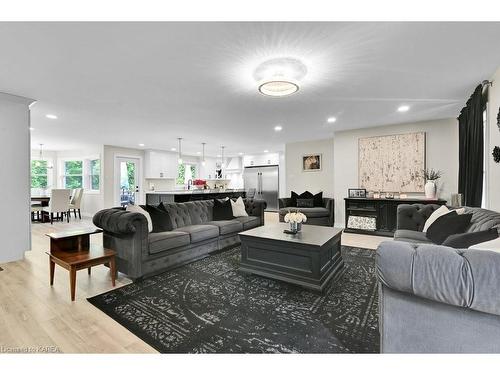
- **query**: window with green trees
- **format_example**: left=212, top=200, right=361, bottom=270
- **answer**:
left=176, top=164, right=196, bottom=185
left=31, top=160, right=48, bottom=188
left=63, top=160, right=83, bottom=189
left=90, top=159, right=100, bottom=190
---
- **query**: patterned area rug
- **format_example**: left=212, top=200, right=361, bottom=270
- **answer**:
left=88, top=246, right=379, bottom=353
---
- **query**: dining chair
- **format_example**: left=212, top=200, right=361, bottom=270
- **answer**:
left=42, top=189, right=71, bottom=224
left=31, top=201, right=43, bottom=221
left=69, top=188, right=84, bottom=219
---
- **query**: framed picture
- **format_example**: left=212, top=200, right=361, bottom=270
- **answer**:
left=348, top=188, right=367, bottom=198
left=302, top=154, right=322, bottom=172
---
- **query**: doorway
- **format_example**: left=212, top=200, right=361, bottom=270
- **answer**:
left=115, top=156, right=141, bottom=207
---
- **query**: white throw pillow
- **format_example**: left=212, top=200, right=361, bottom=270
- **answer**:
left=422, top=205, right=449, bottom=232
left=126, top=204, right=153, bottom=233
left=469, top=236, right=500, bottom=253
left=231, top=197, right=248, bottom=217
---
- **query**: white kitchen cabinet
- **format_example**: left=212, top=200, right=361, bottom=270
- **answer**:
left=145, top=150, right=177, bottom=179
left=243, top=153, right=279, bottom=167
left=225, top=156, right=242, bottom=171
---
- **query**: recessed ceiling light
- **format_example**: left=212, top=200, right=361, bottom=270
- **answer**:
left=196, top=151, right=201, bottom=155
left=46, top=114, right=58, bottom=119
left=29, top=127, right=35, bottom=131
left=274, top=125, right=283, bottom=132
left=217, top=154, right=221, bottom=157
left=327, top=117, right=337, bottom=123
left=397, top=105, right=410, bottom=112
left=264, top=150, right=269, bottom=153
left=238, top=152, right=244, bottom=156
left=138, top=143, right=145, bottom=147
left=171, top=147, right=176, bottom=151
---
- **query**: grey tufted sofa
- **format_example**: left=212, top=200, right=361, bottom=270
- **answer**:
left=93, top=198, right=266, bottom=280
left=376, top=204, right=500, bottom=352
left=278, top=198, right=334, bottom=226
left=394, top=204, right=500, bottom=244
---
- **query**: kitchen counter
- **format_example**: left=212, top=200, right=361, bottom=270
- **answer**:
left=146, top=189, right=246, bottom=204
left=146, top=188, right=245, bottom=195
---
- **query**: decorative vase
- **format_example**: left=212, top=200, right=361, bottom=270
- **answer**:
left=289, top=222, right=302, bottom=233
left=424, top=180, right=437, bottom=199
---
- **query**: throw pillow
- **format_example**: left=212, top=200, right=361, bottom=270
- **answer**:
left=426, top=211, right=473, bottom=245
left=126, top=204, right=153, bottom=232
left=213, top=198, right=234, bottom=220
left=231, top=196, right=248, bottom=217
left=442, top=228, right=499, bottom=249
left=422, top=205, right=449, bottom=232
left=297, top=198, right=314, bottom=208
left=140, top=204, right=173, bottom=233
left=313, top=191, right=323, bottom=207
left=290, top=191, right=299, bottom=207
left=299, top=191, right=314, bottom=200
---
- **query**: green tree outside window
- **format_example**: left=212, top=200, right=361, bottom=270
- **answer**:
left=176, top=164, right=196, bottom=185
left=64, top=160, right=83, bottom=189
left=31, top=160, right=48, bottom=188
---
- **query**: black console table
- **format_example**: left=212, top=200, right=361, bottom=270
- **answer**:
left=344, top=197, right=447, bottom=237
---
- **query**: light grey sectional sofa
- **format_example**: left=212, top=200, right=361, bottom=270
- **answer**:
left=377, top=204, right=500, bottom=353
left=93, top=198, right=266, bottom=280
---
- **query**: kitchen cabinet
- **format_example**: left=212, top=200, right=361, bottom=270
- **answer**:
left=243, top=153, right=279, bottom=167
left=144, top=150, right=177, bottom=179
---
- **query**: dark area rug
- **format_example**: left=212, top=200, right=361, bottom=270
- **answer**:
left=88, top=245, right=379, bottom=353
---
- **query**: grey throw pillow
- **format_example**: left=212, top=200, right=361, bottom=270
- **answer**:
left=442, top=228, right=499, bottom=248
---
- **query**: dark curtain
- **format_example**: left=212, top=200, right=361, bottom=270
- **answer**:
left=458, top=84, right=484, bottom=207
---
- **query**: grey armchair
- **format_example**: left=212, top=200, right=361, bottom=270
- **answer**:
left=278, top=197, right=334, bottom=226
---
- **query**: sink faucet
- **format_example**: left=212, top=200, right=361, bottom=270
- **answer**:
left=187, top=179, right=193, bottom=190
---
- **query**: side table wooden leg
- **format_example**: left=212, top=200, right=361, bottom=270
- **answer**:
left=69, top=266, right=77, bottom=301
left=87, top=267, right=91, bottom=275
left=49, top=259, right=55, bottom=285
left=110, top=257, right=116, bottom=287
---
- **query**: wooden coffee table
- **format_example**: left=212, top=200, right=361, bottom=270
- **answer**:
left=46, top=228, right=116, bottom=301
left=239, top=223, right=344, bottom=292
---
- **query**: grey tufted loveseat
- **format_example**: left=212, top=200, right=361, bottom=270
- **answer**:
left=93, top=198, right=266, bottom=280
left=376, top=204, right=500, bottom=352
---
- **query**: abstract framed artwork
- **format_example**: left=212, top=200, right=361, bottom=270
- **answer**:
left=302, top=154, right=322, bottom=172
left=358, top=132, right=426, bottom=193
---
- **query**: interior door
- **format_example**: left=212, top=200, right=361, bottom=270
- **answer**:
left=259, top=166, right=279, bottom=211
left=116, top=157, right=141, bottom=207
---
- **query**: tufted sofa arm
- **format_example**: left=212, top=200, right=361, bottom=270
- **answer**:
left=93, top=208, right=148, bottom=235
left=279, top=198, right=292, bottom=209
left=244, top=199, right=267, bottom=224
left=376, top=241, right=500, bottom=316
left=396, top=204, right=443, bottom=231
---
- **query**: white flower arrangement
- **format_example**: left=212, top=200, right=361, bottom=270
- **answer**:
left=284, top=209, right=307, bottom=224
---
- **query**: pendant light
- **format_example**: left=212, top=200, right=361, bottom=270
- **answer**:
left=177, top=137, right=183, bottom=164
left=201, top=142, right=206, bottom=166
left=34, top=143, right=53, bottom=168
left=221, top=145, right=225, bottom=171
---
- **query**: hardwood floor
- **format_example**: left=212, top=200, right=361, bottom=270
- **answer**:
left=0, top=213, right=386, bottom=353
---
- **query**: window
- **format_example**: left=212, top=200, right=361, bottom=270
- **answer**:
left=31, top=160, right=48, bottom=188
left=176, top=163, right=197, bottom=185
left=90, top=159, right=100, bottom=191
left=63, top=160, right=83, bottom=189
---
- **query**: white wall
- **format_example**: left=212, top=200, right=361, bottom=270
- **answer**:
left=333, top=118, right=458, bottom=227
left=488, top=66, right=500, bottom=211
left=285, top=138, right=334, bottom=198
left=0, top=92, right=35, bottom=263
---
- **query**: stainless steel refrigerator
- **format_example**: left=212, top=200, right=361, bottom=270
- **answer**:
left=243, top=165, right=279, bottom=211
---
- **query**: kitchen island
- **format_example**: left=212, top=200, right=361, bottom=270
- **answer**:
left=146, top=189, right=246, bottom=204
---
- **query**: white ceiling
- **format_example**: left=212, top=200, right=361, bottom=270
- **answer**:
left=1, top=22, right=499, bottom=156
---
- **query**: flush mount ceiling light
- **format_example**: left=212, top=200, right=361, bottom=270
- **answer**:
left=254, top=57, right=307, bottom=97
left=397, top=105, right=410, bottom=112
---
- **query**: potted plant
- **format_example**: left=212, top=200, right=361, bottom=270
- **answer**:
left=421, top=168, right=443, bottom=199
left=284, top=209, right=307, bottom=233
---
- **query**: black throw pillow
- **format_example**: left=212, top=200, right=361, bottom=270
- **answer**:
left=426, top=211, right=473, bottom=245
left=140, top=204, right=173, bottom=233
left=299, top=191, right=314, bottom=200
left=297, top=198, right=314, bottom=208
left=213, top=198, right=234, bottom=220
left=442, top=228, right=499, bottom=249
left=290, top=191, right=299, bottom=207
left=313, top=191, right=323, bottom=207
